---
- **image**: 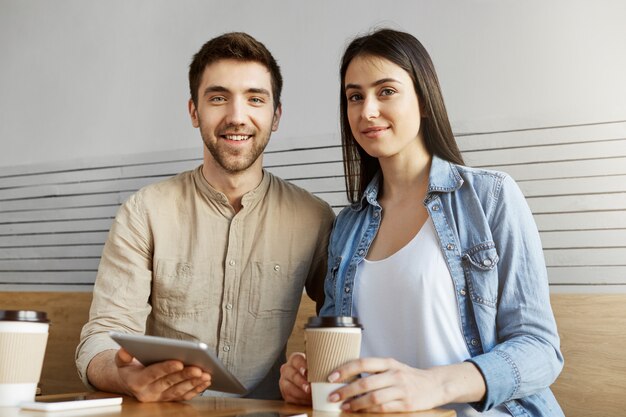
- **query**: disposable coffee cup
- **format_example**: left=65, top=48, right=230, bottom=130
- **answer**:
left=0, top=310, right=49, bottom=407
left=305, top=316, right=362, bottom=412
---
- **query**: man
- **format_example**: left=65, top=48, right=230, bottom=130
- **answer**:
left=76, top=32, right=334, bottom=402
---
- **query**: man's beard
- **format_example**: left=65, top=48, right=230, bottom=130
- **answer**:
left=200, top=127, right=270, bottom=174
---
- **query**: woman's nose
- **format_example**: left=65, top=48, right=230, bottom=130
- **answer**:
left=361, top=96, right=379, bottom=120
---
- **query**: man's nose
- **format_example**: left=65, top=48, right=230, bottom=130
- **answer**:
left=226, top=98, right=246, bottom=125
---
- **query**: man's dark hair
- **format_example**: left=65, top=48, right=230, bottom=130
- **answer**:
left=189, top=32, right=283, bottom=110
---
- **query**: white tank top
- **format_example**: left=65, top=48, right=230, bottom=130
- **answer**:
left=354, top=217, right=509, bottom=417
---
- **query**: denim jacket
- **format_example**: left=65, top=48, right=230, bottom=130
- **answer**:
left=320, top=155, right=564, bottom=417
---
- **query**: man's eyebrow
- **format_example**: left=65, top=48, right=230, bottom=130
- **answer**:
left=203, top=85, right=229, bottom=97
left=247, top=87, right=271, bottom=96
left=202, top=86, right=271, bottom=97
left=345, top=78, right=401, bottom=90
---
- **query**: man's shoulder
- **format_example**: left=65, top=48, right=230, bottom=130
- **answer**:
left=128, top=167, right=198, bottom=206
left=266, top=172, right=334, bottom=218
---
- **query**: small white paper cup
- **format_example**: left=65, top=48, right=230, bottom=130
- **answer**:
left=0, top=311, right=49, bottom=407
left=311, top=382, right=346, bottom=412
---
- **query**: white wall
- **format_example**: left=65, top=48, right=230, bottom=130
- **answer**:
left=1, top=0, right=625, bottom=168
left=1, top=1, right=626, bottom=292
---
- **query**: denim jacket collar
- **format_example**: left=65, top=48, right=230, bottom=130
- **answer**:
left=427, top=154, right=464, bottom=193
left=353, top=155, right=464, bottom=211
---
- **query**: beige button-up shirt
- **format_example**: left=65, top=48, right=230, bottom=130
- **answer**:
left=76, top=166, right=335, bottom=398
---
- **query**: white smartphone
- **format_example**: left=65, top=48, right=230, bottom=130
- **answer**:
left=20, top=395, right=122, bottom=411
left=109, top=331, right=247, bottom=395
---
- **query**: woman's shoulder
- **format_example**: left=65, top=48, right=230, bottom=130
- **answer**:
left=452, top=163, right=518, bottom=198
left=455, top=163, right=509, bottom=183
left=450, top=163, right=530, bottom=221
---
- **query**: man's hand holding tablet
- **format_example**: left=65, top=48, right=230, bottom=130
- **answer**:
left=108, top=332, right=247, bottom=399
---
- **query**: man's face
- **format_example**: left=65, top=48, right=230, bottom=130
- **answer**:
left=189, top=59, right=281, bottom=174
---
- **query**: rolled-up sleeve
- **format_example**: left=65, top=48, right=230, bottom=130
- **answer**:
left=75, top=193, right=153, bottom=387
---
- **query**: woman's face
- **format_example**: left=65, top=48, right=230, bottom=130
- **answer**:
left=344, top=55, right=425, bottom=161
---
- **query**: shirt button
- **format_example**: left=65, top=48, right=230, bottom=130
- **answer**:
left=460, top=288, right=466, bottom=296
left=225, top=303, right=233, bottom=310
left=373, top=211, right=380, bottom=218
left=471, top=338, right=479, bottom=347
left=482, top=259, right=492, bottom=267
left=344, top=286, right=351, bottom=293
left=223, top=345, right=230, bottom=352
left=446, top=243, right=455, bottom=250
left=274, top=264, right=280, bottom=271
left=229, top=260, right=235, bottom=266
left=358, top=249, right=365, bottom=256
left=432, top=204, right=440, bottom=211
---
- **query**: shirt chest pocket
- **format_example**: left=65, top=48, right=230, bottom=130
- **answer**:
left=248, top=260, right=306, bottom=318
left=153, top=259, right=215, bottom=316
left=462, top=244, right=499, bottom=308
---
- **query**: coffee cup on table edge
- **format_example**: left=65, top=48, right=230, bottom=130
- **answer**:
left=305, top=316, right=362, bottom=412
left=0, top=310, right=50, bottom=407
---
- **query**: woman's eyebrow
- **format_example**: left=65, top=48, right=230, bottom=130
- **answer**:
left=345, top=78, right=401, bottom=90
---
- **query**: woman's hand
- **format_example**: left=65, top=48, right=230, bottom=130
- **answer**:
left=327, top=358, right=486, bottom=413
left=279, top=352, right=312, bottom=405
left=327, top=357, right=441, bottom=412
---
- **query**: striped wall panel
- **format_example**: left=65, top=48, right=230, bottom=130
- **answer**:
left=457, top=121, right=626, bottom=291
left=1, top=121, right=625, bottom=291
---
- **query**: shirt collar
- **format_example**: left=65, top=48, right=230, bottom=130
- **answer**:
left=354, top=155, right=463, bottom=210
left=193, top=165, right=271, bottom=208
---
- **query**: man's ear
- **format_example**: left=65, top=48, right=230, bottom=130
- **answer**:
left=271, top=104, right=282, bottom=132
left=188, top=99, right=199, bottom=128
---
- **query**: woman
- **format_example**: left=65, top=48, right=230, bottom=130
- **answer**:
left=279, top=29, right=564, bottom=416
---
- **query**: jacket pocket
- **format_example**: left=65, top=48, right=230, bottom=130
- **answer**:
left=462, top=243, right=499, bottom=308
left=152, top=259, right=214, bottom=316
left=248, top=260, right=305, bottom=318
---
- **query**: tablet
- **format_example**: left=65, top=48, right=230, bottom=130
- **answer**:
left=21, top=395, right=122, bottom=411
left=109, top=332, right=247, bottom=395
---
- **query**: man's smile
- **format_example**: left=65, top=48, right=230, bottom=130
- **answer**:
left=222, top=134, right=252, bottom=141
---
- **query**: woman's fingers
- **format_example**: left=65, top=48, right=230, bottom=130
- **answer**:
left=329, top=360, right=441, bottom=413
left=329, top=357, right=398, bottom=382
left=341, top=384, right=403, bottom=412
left=332, top=368, right=395, bottom=401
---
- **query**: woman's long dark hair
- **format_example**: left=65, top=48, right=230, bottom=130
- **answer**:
left=340, top=29, right=464, bottom=203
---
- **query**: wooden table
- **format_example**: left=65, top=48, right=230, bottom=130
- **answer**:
left=9, top=393, right=456, bottom=417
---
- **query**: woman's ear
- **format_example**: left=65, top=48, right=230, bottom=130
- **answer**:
left=418, top=95, right=428, bottom=119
